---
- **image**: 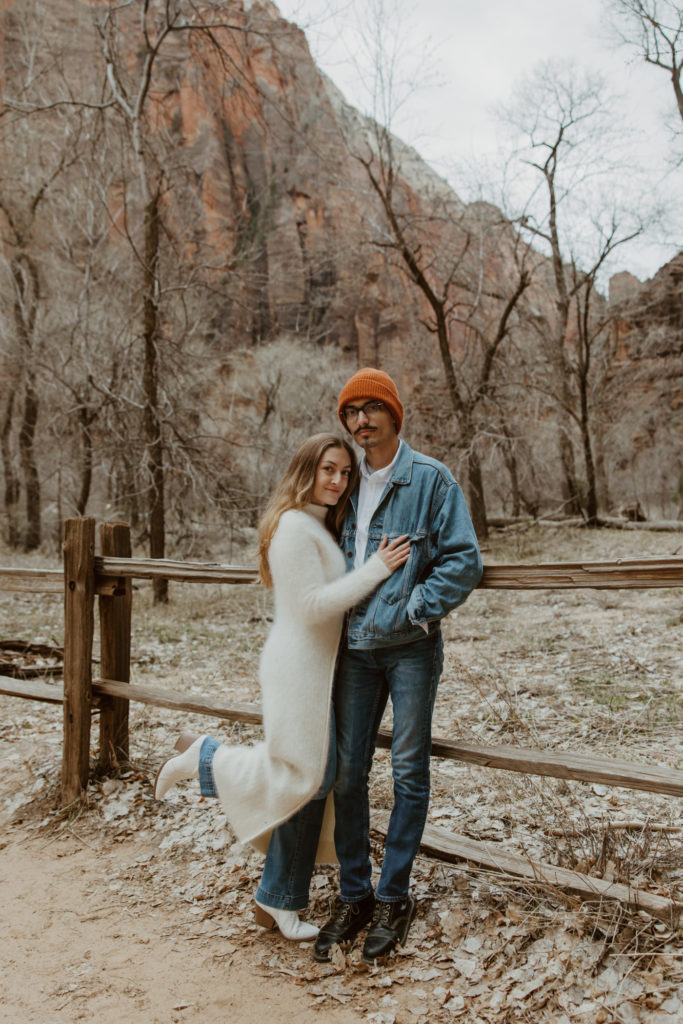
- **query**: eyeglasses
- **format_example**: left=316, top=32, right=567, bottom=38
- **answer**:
left=341, top=400, right=386, bottom=423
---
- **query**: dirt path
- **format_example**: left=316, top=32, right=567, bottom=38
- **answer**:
left=0, top=823, right=366, bottom=1024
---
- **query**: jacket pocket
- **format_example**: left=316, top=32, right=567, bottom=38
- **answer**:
left=376, top=538, right=427, bottom=631
left=380, top=534, right=427, bottom=601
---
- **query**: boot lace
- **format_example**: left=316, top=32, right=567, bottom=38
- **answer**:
left=372, top=901, right=393, bottom=927
left=335, top=902, right=354, bottom=927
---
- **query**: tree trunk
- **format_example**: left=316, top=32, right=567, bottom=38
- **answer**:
left=594, top=415, right=610, bottom=515
left=75, top=408, right=93, bottom=517
left=500, top=432, right=522, bottom=518
left=558, top=429, right=582, bottom=517
left=11, top=253, right=41, bottom=551
left=581, top=428, right=598, bottom=524
left=1, top=390, right=21, bottom=547
left=467, top=445, right=488, bottom=540
left=19, top=374, right=41, bottom=550
left=142, top=189, right=167, bottom=603
left=579, top=379, right=598, bottom=525
left=434, top=309, right=489, bottom=539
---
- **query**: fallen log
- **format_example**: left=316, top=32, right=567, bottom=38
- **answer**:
left=374, top=815, right=682, bottom=925
left=0, top=640, right=64, bottom=679
left=0, top=640, right=64, bottom=658
left=599, top=517, right=683, bottom=532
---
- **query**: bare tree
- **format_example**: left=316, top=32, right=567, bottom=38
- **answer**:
left=499, top=61, right=643, bottom=523
left=1, top=0, right=363, bottom=565
left=60, top=1, right=263, bottom=599
left=354, top=125, right=533, bottom=538
left=329, top=0, right=533, bottom=537
left=0, top=3, right=85, bottom=549
left=610, top=0, right=683, bottom=126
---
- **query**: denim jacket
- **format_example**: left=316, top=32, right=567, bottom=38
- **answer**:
left=341, top=441, right=483, bottom=649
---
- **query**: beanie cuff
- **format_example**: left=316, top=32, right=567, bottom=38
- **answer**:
left=337, top=368, right=403, bottom=434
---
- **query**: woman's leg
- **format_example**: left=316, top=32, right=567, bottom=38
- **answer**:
left=255, top=796, right=328, bottom=910
left=198, top=736, right=220, bottom=797
left=155, top=733, right=213, bottom=801
left=255, top=719, right=336, bottom=911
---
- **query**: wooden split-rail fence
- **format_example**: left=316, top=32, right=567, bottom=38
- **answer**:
left=2, top=517, right=682, bottom=923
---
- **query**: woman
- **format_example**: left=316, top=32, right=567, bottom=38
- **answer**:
left=154, top=433, right=409, bottom=941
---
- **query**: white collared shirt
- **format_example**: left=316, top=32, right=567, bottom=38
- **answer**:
left=354, top=441, right=403, bottom=569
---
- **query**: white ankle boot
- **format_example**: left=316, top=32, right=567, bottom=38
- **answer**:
left=254, top=899, right=319, bottom=941
left=154, top=732, right=205, bottom=799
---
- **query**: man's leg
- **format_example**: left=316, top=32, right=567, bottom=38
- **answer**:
left=363, top=630, right=443, bottom=961
left=376, top=630, right=443, bottom=899
left=313, top=646, right=387, bottom=961
left=332, top=646, right=389, bottom=900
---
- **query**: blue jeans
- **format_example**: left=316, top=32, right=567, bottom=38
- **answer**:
left=255, top=723, right=336, bottom=912
left=198, top=730, right=335, bottom=912
left=333, top=630, right=444, bottom=903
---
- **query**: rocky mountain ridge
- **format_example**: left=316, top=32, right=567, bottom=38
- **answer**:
left=1, top=0, right=680, bottom=530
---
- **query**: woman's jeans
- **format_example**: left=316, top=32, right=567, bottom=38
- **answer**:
left=255, top=731, right=336, bottom=911
left=198, top=728, right=336, bottom=913
left=333, top=630, right=443, bottom=903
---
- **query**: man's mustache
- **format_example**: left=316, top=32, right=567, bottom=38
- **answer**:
left=354, top=425, right=376, bottom=437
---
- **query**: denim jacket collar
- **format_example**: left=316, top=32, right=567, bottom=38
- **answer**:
left=387, top=439, right=413, bottom=486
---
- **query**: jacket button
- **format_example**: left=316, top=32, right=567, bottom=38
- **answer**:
left=346, top=551, right=353, bottom=557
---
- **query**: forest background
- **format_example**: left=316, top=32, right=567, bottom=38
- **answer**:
left=1, top=0, right=682, bottom=593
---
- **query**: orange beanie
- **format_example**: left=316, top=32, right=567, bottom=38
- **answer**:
left=337, top=367, right=403, bottom=434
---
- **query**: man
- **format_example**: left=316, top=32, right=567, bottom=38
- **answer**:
left=314, top=367, right=482, bottom=964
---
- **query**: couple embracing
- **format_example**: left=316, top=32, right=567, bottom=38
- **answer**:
left=154, top=367, right=482, bottom=964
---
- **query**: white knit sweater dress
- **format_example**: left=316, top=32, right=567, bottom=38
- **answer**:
left=210, top=504, right=391, bottom=855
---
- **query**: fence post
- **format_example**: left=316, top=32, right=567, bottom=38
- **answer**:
left=98, top=521, right=132, bottom=772
left=62, top=517, right=95, bottom=806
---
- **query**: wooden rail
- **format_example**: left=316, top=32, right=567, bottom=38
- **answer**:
left=1, top=521, right=682, bottom=806
left=376, top=816, right=682, bottom=925
left=95, top=556, right=258, bottom=585
left=91, top=679, right=683, bottom=798
left=0, top=675, right=64, bottom=704
left=7, top=667, right=682, bottom=798
left=0, top=567, right=63, bottom=593
left=3, top=556, right=682, bottom=595
left=479, top=558, right=683, bottom=589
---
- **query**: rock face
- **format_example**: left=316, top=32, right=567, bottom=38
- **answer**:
left=607, top=253, right=683, bottom=512
left=1, top=0, right=680, bottom=524
left=0, top=0, right=516, bottom=399
left=609, top=253, right=683, bottom=393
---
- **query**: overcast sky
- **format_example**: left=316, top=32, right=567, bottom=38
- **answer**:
left=275, top=0, right=683, bottom=281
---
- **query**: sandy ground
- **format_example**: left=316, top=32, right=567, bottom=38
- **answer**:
left=0, top=744, right=467, bottom=1024
left=1, top=525, right=682, bottom=1023
left=0, top=826, right=364, bottom=1024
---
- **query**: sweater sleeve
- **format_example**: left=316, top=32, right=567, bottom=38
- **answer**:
left=268, top=512, right=391, bottom=625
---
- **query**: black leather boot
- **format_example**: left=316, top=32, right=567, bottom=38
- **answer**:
left=362, top=895, right=416, bottom=962
left=312, top=893, right=375, bottom=962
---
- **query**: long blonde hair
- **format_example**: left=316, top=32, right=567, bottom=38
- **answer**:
left=257, top=433, right=358, bottom=588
